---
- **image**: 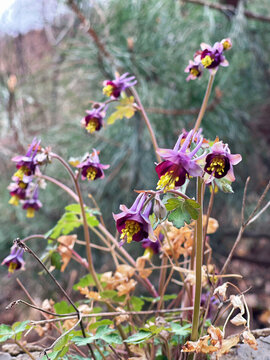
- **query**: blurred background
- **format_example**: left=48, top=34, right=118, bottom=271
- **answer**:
left=0, top=0, right=269, bottom=330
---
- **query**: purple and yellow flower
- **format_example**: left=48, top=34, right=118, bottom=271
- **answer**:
left=81, top=106, right=106, bottom=134
left=1, top=245, right=25, bottom=274
left=8, top=181, right=28, bottom=206
left=22, top=187, right=42, bottom=218
left=204, top=141, right=242, bottom=182
left=113, top=193, right=154, bottom=244
left=155, top=130, right=205, bottom=190
left=12, top=138, right=40, bottom=181
left=195, top=41, right=229, bottom=72
left=76, top=149, right=109, bottom=181
left=185, top=60, right=203, bottom=81
left=103, top=73, right=137, bottom=99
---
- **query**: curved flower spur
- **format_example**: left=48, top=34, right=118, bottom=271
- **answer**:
left=155, top=129, right=206, bottom=191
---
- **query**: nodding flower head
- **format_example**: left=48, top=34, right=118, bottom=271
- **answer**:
left=113, top=193, right=154, bottom=244
left=81, top=105, right=106, bottom=134
left=76, top=149, right=109, bottom=181
left=8, top=181, right=28, bottom=206
left=204, top=141, right=242, bottom=182
left=185, top=60, right=202, bottom=81
left=12, top=138, right=40, bottom=180
left=195, top=41, right=229, bottom=72
left=22, top=187, right=42, bottom=218
left=103, top=73, right=137, bottom=99
left=155, top=130, right=205, bottom=191
left=2, top=245, right=25, bottom=274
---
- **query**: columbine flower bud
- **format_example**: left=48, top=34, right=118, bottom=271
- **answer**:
left=153, top=194, right=167, bottom=220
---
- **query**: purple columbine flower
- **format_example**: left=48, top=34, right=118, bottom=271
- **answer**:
left=194, top=41, right=229, bottom=72
left=8, top=181, right=28, bottom=206
left=1, top=245, right=25, bottom=274
left=103, top=73, right=137, bottom=99
left=76, top=149, right=109, bottom=181
left=81, top=105, right=107, bottom=134
left=155, top=130, right=205, bottom=190
left=113, top=193, right=154, bottom=244
left=204, top=141, right=242, bottom=182
left=12, top=138, right=40, bottom=181
left=22, top=187, right=42, bottom=218
left=185, top=59, right=203, bottom=81
left=221, top=38, right=232, bottom=51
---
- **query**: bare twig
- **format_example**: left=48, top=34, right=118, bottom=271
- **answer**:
left=6, top=299, right=77, bottom=317
left=14, top=239, right=96, bottom=359
left=181, top=0, right=270, bottom=23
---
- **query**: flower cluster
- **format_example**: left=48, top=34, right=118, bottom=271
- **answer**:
left=185, top=38, right=232, bottom=81
left=81, top=73, right=136, bottom=134
left=8, top=138, right=44, bottom=218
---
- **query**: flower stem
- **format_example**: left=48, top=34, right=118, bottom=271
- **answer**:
left=50, top=153, right=101, bottom=291
left=193, top=74, right=215, bottom=132
left=190, top=177, right=204, bottom=341
left=130, top=87, right=161, bottom=163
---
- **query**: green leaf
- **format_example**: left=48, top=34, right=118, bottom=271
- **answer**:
left=95, top=325, right=113, bottom=337
left=54, top=301, right=75, bottom=315
left=45, top=212, right=81, bottom=239
left=12, top=321, right=30, bottom=340
left=167, top=202, right=192, bottom=229
left=165, top=197, right=182, bottom=211
left=102, top=332, right=123, bottom=345
left=130, top=296, right=144, bottom=311
left=170, top=323, right=191, bottom=337
left=51, top=252, right=62, bottom=270
left=85, top=213, right=99, bottom=227
left=107, top=96, right=136, bottom=125
left=100, top=290, right=118, bottom=299
left=88, top=320, right=113, bottom=330
left=183, top=199, right=200, bottom=220
left=0, top=324, right=13, bottom=342
left=54, top=334, right=69, bottom=351
left=72, top=336, right=95, bottom=346
left=125, top=330, right=152, bottom=344
left=73, top=274, right=99, bottom=290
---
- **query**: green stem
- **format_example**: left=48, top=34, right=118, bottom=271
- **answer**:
left=193, top=74, right=215, bottom=132
left=190, top=177, right=204, bottom=341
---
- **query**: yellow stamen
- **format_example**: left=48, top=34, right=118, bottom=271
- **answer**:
left=19, top=182, right=27, bottom=189
left=190, top=68, right=199, bottom=77
left=9, top=196, right=19, bottom=206
left=86, top=119, right=98, bottom=133
left=156, top=171, right=179, bottom=191
left=103, top=85, right=114, bottom=97
left=8, top=262, right=18, bottom=273
left=26, top=208, right=35, bottom=218
left=120, top=220, right=140, bottom=243
left=86, top=167, right=97, bottom=181
left=208, top=157, right=225, bottom=176
left=13, top=166, right=29, bottom=180
left=201, top=55, right=214, bottom=68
